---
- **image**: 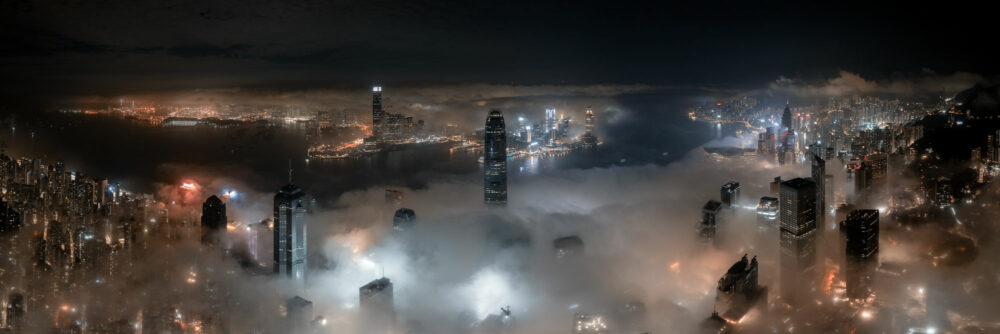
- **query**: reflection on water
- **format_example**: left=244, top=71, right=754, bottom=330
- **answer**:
left=1, top=99, right=730, bottom=202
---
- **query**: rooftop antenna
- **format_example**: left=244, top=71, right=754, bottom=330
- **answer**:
left=288, top=160, right=293, bottom=184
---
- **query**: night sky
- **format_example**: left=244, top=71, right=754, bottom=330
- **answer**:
left=2, top=1, right=998, bottom=99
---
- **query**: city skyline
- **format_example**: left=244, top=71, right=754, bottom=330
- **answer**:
left=3, top=1, right=1000, bottom=333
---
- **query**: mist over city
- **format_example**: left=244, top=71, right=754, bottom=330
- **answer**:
left=3, top=1, right=1000, bottom=334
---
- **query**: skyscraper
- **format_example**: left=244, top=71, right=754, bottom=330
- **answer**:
left=779, top=177, right=817, bottom=301
left=274, top=181, right=307, bottom=279
left=360, top=277, right=395, bottom=324
left=581, top=106, right=598, bottom=147
left=713, top=254, right=766, bottom=322
left=779, top=102, right=794, bottom=165
left=0, top=199, right=21, bottom=234
left=843, top=209, right=879, bottom=300
left=721, top=181, right=740, bottom=207
left=201, top=195, right=227, bottom=244
left=545, top=108, right=556, bottom=133
left=201, top=195, right=227, bottom=230
left=843, top=210, right=879, bottom=260
left=372, top=84, right=384, bottom=139
left=811, top=155, right=826, bottom=227
left=781, top=102, right=792, bottom=134
left=701, top=200, right=722, bottom=240
left=484, top=109, right=508, bottom=205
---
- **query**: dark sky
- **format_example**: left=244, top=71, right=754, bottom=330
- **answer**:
left=1, top=0, right=997, bottom=99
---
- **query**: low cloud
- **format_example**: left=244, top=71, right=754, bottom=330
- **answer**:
left=768, top=70, right=985, bottom=98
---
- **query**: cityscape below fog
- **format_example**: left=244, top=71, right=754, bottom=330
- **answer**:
left=4, top=79, right=1000, bottom=333
left=3, top=1, right=1000, bottom=333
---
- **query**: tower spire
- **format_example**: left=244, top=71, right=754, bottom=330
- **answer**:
left=288, top=160, right=293, bottom=184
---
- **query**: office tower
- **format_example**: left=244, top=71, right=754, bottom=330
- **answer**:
left=392, top=208, right=416, bottom=231
left=581, top=106, right=598, bottom=147
left=545, top=108, right=556, bottom=133
left=360, top=277, right=395, bottom=322
left=5, top=293, right=25, bottom=331
left=935, top=177, right=953, bottom=208
left=274, top=181, right=307, bottom=279
left=714, top=254, right=766, bottom=322
left=843, top=210, right=879, bottom=300
left=770, top=177, right=782, bottom=194
left=779, top=178, right=817, bottom=301
left=812, top=155, right=826, bottom=226
left=866, top=152, right=888, bottom=180
left=721, top=181, right=740, bottom=207
left=756, top=196, right=779, bottom=224
left=247, top=221, right=271, bottom=266
left=854, top=163, right=872, bottom=205
left=286, top=296, right=313, bottom=333
left=843, top=210, right=879, bottom=260
left=372, top=85, right=384, bottom=139
left=779, top=130, right=796, bottom=165
left=701, top=200, right=722, bottom=240
left=484, top=109, right=508, bottom=205
left=781, top=102, right=792, bottom=134
left=201, top=195, right=227, bottom=229
left=0, top=199, right=21, bottom=234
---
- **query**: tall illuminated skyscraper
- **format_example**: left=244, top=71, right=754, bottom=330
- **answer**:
left=781, top=101, right=792, bottom=134
left=372, top=84, right=384, bottom=139
left=779, top=177, right=817, bottom=301
left=779, top=102, right=794, bottom=165
left=274, top=176, right=307, bottom=279
left=484, top=109, right=508, bottom=205
left=545, top=108, right=557, bottom=147
left=581, top=106, right=598, bottom=147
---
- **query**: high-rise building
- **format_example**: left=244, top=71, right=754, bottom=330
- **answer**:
left=843, top=210, right=879, bottom=260
left=866, top=152, right=888, bottom=180
left=0, top=199, right=21, bottom=234
left=721, top=181, right=740, bottom=207
left=360, top=277, right=395, bottom=322
left=701, top=200, right=723, bottom=240
left=781, top=102, right=792, bottom=134
left=201, top=195, right=226, bottom=229
left=545, top=108, right=556, bottom=133
left=756, top=196, right=779, bottom=224
left=843, top=209, right=879, bottom=300
left=779, top=178, right=818, bottom=301
left=854, top=163, right=872, bottom=205
left=581, top=106, right=598, bottom=147
left=247, top=221, right=271, bottom=267
left=770, top=176, right=782, bottom=194
left=372, top=85, right=384, bottom=139
left=935, top=177, right=953, bottom=208
left=811, top=155, right=826, bottom=227
left=484, top=110, right=508, bottom=205
left=713, top=254, right=766, bottom=322
left=274, top=182, right=307, bottom=279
